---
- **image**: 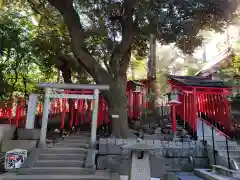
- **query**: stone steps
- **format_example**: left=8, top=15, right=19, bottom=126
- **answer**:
left=2, top=132, right=110, bottom=180
left=208, top=144, right=240, bottom=151
left=203, top=127, right=240, bottom=170
left=64, top=135, right=90, bottom=140
left=38, top=153, right=86, bottom=160
left=194, top=169, right=236, bottom=180
left=217, top=150, right=240, bottom=157
left=2, top=170, right=112, bottom=180
left=62, top=139, right=90, bottom=143
left=17, top=167, right=94, bottom=175
left=34, top=160, right=85, bottom=167
left=176, top=172, right=204, bottom=180
left=42, top=147, right=88, bottom=154
left=207, top=140, right=238, bottom=147
left=54, top=142, right=89, bottom=148
left=2, top=175, right=109, bottom=180
left=158, top=120, right=192, bottom=140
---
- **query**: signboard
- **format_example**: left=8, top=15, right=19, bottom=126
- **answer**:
left=4, top=149, right=27, bottom=170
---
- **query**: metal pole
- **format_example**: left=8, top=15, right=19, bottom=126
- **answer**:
left=226, top=136, right=231, bottom=169
left=26, top=94, right=39, bottom=129
left=172, top=104, right=177, bottom=139
left=202, top=118, right=205, bottom=141
left=211, top=126, right=216, bottom=165
left=39, top=88, right=51, bottom=148
left=91, top=89, right=99, bottom=148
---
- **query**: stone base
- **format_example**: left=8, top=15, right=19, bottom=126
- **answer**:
left=1, top=140, right=37, bottom=152
left=17, top=129, right=40, bottom=140
left=97, top=138, right=209, bottom=177
left=97, top=155, right=209, bottom=177
left=0, top=125, right=16, bottom=142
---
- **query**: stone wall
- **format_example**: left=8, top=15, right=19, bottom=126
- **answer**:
left=97, top=138, right=209, bottom=177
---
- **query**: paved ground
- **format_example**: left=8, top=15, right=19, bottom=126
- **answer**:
left=176, top=172, right=203, bottom=180
left=120, top=176, right=159, bottom=180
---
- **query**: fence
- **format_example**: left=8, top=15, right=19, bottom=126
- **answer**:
left=0, top=98, right=25, bottom=127
left=0, top=80, right=151, bottom=129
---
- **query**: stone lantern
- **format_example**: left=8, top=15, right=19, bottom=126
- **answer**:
left=167, top=89, right=181, bottom=138
left=166, top=89, right=181, bottom=104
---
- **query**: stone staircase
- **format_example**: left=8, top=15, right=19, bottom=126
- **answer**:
left=2, top=132, right=118, bottom=180
left=143, top=117, right=192, bottom=141
left=197, top=118, right=240, bottom=170
left=206, top=138, right=240, bottom=170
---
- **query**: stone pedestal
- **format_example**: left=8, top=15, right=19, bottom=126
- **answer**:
left=121, top=142, right=155, bottom=180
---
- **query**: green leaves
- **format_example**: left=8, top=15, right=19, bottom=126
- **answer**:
left=0, top=4, right=60, bottom=99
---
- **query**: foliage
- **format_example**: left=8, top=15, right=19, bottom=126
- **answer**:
left=0, top=5, right=61, bottom=99
left=2, top=0, right=239, bottom=136
left=128, top=55, right=146, bottom=80
left=0, top=2, right=92, bottom=99
left=185, top=67, right=199, bottom=76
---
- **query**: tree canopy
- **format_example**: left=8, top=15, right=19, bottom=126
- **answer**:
left=0, top=0, right=239, bottom=136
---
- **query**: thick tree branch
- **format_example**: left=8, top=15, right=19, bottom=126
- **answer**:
left=48, top=0, right=113, bottom=84
left=110, top=0, right=137, bottom=77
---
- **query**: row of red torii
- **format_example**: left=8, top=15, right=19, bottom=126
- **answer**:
left=26, top=81, right=152, bottom=148
left=26, top=75, right=233, bottom=147
left=0, top=81, right=149, bottom=128
left=168, top=75, right=233, bottom=140
left=26, top=83, right=111, bottom=148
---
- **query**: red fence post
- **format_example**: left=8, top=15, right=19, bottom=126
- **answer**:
left=172, top=105, right=177, bottom=137
left=193, top=88, right=197, bottom=139
left=61, top=99, right=67, bottom=129
left=223, top=95, right=231, bottom=135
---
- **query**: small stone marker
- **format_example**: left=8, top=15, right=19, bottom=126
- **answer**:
left=4, top=149, right=27, bottom=170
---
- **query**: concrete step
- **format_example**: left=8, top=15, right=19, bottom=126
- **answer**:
left=64, top=136, right=90, bottom=140
left=3, top=175, right=109, bottom=180
left=2, top=170, right=111, bottom=180
left=218, top=150, right=240, bottom=157
left=18, top=167, right=94, bottom=175
left=62, top=139, right=90, bottom=144
left=194, top=169, right=236, bottom=180
left=38, top=153, right=86, bottom=161
left=41, top=147, right=88, bottom=154
left=207, top=141, right=238, bottom=148
left=214, top=141, right=237, bottom=146
left=218, top=156, right=240, bottom=162
left=210, top=145, right=240, bottom=151
left=176, top=172, right=204, bottom=180
left=34, top=160, right=85, bottom=167
left=54, top=143, right=89, bottom=148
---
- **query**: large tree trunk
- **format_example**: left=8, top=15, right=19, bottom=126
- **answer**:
left=60, top=63, right=73, bottom=132
left=106, top=75, right=129, bottom=138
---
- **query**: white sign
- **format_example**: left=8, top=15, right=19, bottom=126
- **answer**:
left=4, top=149, right=28, bottom=170
left=112, top=115, right=119, bottom=118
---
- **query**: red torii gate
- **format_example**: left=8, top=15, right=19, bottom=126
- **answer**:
left=168, top=75, right=232, bottom=139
